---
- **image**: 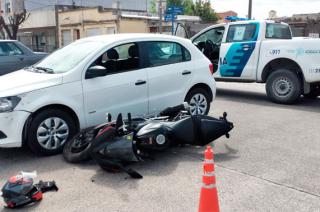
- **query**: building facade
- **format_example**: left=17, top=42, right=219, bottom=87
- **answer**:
left=58, top=7, right=150, bottom=47
left=217, top=11, right=238, bottom=23
left=276, top=13, right=320, bottom=38
left=18, top=5, right=58, bottom=52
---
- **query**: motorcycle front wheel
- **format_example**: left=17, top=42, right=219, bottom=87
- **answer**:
left=63, top=128, right=96, bottom=163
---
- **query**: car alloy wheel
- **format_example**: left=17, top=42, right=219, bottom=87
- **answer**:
left=36, top=117, right=69, bottom=150
left=189, top=93, right=208, bottom=115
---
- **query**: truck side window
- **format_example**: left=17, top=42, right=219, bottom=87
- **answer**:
left=266, top=23, right=292, bottom=39
left=193, top=27, right=225, bottom=46
left=226, top=24, right=258, bottom=43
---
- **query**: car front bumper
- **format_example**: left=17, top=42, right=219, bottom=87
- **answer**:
left=0, top=110, right=31, bottom=148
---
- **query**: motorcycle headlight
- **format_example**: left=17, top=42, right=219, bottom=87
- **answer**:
left=0, top=96, right=21, bottom=113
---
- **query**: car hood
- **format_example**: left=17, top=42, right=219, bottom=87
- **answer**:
left=0, top=70, right=63, bottom=97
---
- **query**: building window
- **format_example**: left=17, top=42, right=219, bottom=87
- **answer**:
left=106, top=27, right=115, bottom=34
left=61, top=30, right=72, bottom=46
left=5, top=2, right=11, bottom=13
left=86, top=28, right=101, bottom=37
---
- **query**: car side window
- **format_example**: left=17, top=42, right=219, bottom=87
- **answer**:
left=266, top=23, right=292, bottom=39
left=226, top=24, right=258, bottom=43
left=88, top=42, right=140, bottom=75
left=145, top=41, right=190, bottom=67
left=0, top=42, right=23, bottom=56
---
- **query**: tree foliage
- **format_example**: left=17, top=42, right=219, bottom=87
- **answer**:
left=192, top=0, right=219, bottom=22
left=165, top=0, right=219, bottom=23
left=149, top=0, right=157, bottom=14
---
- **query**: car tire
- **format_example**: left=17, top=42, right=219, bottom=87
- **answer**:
left=185, top=88, right=211, bottom=115
left=27, top=109, right=77, bottom=156
left=266, top=69, right=301, bottom=104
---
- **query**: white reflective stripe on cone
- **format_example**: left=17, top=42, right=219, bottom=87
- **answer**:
left=202, top=184, right=216, bottom=189
left=204, top=159, right=214, bottom=164
left=203, top=172, right=215, bottom=177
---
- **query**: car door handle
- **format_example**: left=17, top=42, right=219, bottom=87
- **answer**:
left=242, top=45, right=252, bottom=51
left=135, top=80, right=146, bottom=86
left=19, top=57, right=24, bottom=61
left=182, top=70, right=191, bottom=75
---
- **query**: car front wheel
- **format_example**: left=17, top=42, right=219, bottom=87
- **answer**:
left=27, top=109, right=77, bottom=155
left=185, top=88, right=211, bottom=115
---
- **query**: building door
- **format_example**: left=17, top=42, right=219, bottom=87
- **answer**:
left=61, top=30, right=72, bottom=46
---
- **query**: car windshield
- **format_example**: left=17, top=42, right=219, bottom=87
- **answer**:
left=34, top=41, right=102, bottom=73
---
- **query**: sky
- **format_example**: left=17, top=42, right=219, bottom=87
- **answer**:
left=212, top=0, right=320, bottom=20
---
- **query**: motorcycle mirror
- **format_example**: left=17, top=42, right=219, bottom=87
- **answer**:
left=106, top=113, right=112, bottom=122
left=127, top=113, right=132, bottom=128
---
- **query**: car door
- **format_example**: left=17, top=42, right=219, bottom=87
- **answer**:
left=142, top=41, right=193, bottom=114
left=0, top=42, right=26, bottom=75
left=192, top=26, right=225, bottom=73
left=82, top=42, right=148, bottom=127
left=217, top=23, right=261, bottom=80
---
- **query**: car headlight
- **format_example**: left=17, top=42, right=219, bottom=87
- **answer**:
left=0, top=96, right=21, bottom=113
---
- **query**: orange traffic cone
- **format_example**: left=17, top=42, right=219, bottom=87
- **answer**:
left=198, top=146, right=220, bottom=212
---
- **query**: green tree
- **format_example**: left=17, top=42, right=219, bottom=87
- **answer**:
left=167, top=0, right=219, bottom=22
left=192, top=0, right=219, bottom=23
left=167, top=0, right=194, bottom=15
left=149, top=0, right=157, bottom=14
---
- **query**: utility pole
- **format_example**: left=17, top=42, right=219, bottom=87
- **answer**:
left=158, top=0, right=163, bottom=34
left=248, top=0, right=252, bottom=19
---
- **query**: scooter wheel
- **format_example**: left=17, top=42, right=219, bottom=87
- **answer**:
left=63, top=129, right=95, bottom=163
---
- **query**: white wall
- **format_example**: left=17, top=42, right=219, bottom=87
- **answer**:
left=20, top=6, right=56, bottom=29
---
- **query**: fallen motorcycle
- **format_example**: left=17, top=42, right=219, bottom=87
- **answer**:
left=63, top=103, right=234, bottom=178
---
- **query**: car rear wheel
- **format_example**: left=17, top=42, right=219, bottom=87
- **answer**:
left=27, top=109, right=77, bottom=156
left=185, top=88, right=211, bottom=115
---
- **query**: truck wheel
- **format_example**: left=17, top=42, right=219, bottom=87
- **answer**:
left=27, top=109, right=77, bottom=156
left=185, top=88, right=210, bottom=115
left=266, top=69, right=301, bottom=104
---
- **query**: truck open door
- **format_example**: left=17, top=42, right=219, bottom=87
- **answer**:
left=218, top=23, right=261, bottom=80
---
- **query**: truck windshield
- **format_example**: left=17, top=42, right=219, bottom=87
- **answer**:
left=266, top=23, right=292, bottom=39
left=34, top=41, right=102, bottom=73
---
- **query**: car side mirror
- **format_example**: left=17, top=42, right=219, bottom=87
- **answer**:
left=85, top=65, right=107, bottom=79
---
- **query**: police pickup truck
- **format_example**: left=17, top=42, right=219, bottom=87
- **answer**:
left=191, top=20, right=320, bottom=104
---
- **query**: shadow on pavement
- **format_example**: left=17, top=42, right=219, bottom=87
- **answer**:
left=217, top=88, right=320, bottom=113
left=0, top=143, right=238, bottom=208
left=89, top=143, right=238, bottom=189
left=0, top=202, right=41, bottom=212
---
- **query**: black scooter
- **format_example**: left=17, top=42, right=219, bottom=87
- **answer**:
left=63, top=103, right=234, bottom=178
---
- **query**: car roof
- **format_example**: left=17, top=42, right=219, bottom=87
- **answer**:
left=0, top=40, right=17, bottom=42
left=78, top=33, right=191, bottom=45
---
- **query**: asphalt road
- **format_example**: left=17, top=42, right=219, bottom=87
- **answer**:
left=1, top=82, right=320, bottom=212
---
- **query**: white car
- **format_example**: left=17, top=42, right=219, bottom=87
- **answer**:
left=0, top=34, right=216, bottom=155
